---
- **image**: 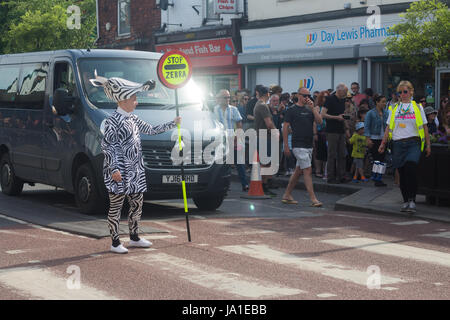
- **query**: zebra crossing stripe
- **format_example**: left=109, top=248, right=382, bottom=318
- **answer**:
left=321, top=237, right=450, bottom=268
left=128, top=252, right=304, bottom=298
left=217, top=244, right=406, bottom=287
left=0, top=267, right=117, bottom=300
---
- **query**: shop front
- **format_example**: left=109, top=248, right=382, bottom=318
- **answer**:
left=155, top=37, right=241, bottom=99
left=239, top=13, right=437, bottom=98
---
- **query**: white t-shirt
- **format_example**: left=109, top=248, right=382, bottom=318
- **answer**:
left=386, top=102, right=427, bottom=141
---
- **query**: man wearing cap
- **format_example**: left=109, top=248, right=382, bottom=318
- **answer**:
left=424, top=106, right=438, bottom=135
left=90, top=73, right=181, bottom=254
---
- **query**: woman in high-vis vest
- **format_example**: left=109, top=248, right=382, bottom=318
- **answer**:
left=379, top=81, right=431, bottom=214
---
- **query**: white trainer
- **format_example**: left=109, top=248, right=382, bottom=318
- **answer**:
left=110, top=244, right=128, bottom=254
left=400, top=202, right=409, bottom=212
left=128, top=238, right=152, bottom=248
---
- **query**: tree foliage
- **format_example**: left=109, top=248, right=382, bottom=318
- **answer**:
left=0, top=0, right=97, bottom=54
left=384, top=0, right=450, bottom=71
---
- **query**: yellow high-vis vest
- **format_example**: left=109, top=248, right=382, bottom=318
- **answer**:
left=388, top=101, right=425, bottom=151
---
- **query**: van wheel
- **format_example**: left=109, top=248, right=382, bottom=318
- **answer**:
left=193, top=193, right=225, bottom=211
left=0, top=153, right=24, bottom=196
left=75, top=163, right=107, bottom=215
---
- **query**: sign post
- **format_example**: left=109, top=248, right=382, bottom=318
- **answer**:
left=157, top=50, right=193, bottom=242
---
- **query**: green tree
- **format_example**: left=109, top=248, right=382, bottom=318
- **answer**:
left=1, top=0, right=97, bottom=54
left=384, top=0, right=450, bottom=71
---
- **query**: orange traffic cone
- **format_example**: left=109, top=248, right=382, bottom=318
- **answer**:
left=241, top=151, right=271, bottom=199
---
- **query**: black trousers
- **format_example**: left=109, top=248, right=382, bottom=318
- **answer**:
left=370, top=139, right=386, bottom=162
left=398, top=161, right=418, bottom=203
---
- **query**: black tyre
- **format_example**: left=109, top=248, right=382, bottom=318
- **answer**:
left=74, top=163, right=107, bottom=215
left=0, top=153, right=24, bottom=196
left=193, top=193, right=225, bottom=211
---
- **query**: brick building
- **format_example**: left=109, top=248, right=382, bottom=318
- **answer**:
left=96, top=0, right=161, bottom=51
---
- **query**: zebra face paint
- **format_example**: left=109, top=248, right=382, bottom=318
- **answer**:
left=89, top=70, right=156, bottom=103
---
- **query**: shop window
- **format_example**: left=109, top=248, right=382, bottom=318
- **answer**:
left=16, top=63, right=48, bottom=110
left=206, top=0, right=220, bottom=21
left=382, top=62, right=434, bottom=103
left=118, top=0, right=131, bottom=36
left=0, top=65, right=20, bottom=109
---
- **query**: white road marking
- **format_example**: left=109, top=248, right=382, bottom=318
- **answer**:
left=321, top=237, right=450, bottom=268
left=313, top=226, right=359, bottom=231
left=201, top=220, right=234, bottom=225
left=421, top=232, right=450, bottom=239
left=119, top=234, right=177, bottom=242
left=152, top=221, right=186, bottom=232
left=28, top=260, right=41, bottom=264
left=220, top=230, right=275, bottom=236
left=128, top=253, right=304, bottom=298
left=218, top=244, right=406, bottom=287
left=434, top=283, right=444, bottom=286
left=436, top=229, right=447, bottom=232
left=317, top=293, right=337, bottom=298
left=300, top=238, right=312, bottom=240
left=0, top=214, right=29, bottom=224
left=334, top=214, right=392, bottom=221
left=391, top=221, right=429, bottom=226
left=348, top=235, right=361, bottom=237
left=382, top=287, right=399, bottom=291
left=6, top=250, right=29, bottom=255
left=0, top=266, right=117, bottom=300
left=0, top=214, right=88, bottom=239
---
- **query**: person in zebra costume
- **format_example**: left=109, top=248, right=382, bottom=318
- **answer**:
left=90, top=72, right=181, bottom=254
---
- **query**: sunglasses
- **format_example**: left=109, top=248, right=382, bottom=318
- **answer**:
left=398, top=90, right=409, bottom=95
left=299, top=94, right=312, bottom=98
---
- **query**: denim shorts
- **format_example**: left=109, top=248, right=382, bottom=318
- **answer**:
left=392, top=139, right=421, bottom=169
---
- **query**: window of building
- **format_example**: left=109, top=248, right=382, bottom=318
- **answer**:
left=0, top=65, right=20, bottom=108
left=17, top=63, right=48, bottom=110
left=206, top=0, right=220, bottom=21
left=118, top=0, right=131, bottom=36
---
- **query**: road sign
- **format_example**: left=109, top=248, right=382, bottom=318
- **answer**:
left=157, top=50, right=193, bottom=89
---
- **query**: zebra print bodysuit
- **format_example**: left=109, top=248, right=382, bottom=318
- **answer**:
left=101, top=109, right=176, bottom=194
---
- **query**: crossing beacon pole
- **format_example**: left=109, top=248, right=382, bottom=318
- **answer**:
left=157, top=50, right=193, bottom=242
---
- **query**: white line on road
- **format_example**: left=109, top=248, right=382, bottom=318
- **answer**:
left=0, top=267, right=117, bottom=300
left=390, top=221, right=429, bottom=226
left=312, top=226, right=359, bottom=231
left=6, top=250, right=29, bottom=255
left=151, top=221, right=186, bottom=232
left=218, top=244, right=406, bottom=287
left=220, top=230, right=275, bottom=236
left=0, top=214, right=89, bottom=239
left=119, top=234, right=177, bottom=242
left=421, top=232, right=450, bottom=239
left=128, top=253, right=304, bottom=298
left=317, top=293, right=337, bottom=298
left=334, top=214, right=392, bottom=222
left=321, top=237, right=450, bottom=268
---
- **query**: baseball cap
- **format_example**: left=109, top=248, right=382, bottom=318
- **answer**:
left=355, top=122, right=365, bottom=131
left=424, top=106, right=438, bottom=115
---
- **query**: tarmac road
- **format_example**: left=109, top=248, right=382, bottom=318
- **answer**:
left=0, top=181, right=449, bottom=302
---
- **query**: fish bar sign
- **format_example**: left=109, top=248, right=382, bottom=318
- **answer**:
left=157, top=50, right=193, bottom=89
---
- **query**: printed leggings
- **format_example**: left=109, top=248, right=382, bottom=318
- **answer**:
left=108, top=193, right=143, bottom=246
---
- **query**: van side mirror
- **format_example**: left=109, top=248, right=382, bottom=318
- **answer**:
left=53, top=88, right=75, bottom=116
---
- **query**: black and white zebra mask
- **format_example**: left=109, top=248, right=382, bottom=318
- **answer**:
left=89, top=71, right=156, bottom=102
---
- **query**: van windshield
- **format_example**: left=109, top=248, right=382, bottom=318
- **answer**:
left=78, top=58, right=203, bottom=109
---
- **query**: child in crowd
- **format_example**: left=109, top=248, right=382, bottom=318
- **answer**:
left=349, top=122, right=368, bottom=182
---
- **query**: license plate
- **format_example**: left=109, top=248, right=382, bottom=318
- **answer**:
left=162, top=175, right=198, bottom=184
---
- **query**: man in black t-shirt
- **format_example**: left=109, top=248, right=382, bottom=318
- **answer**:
left=321, top=83, right=351, bottom=184
left=281, top=87, right=323, bottom=207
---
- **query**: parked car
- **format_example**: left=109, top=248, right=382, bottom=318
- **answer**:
left=0, top=49, right=230, bottom=214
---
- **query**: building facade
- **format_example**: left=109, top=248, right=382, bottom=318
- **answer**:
left=154, top=0, right=247, bottom=97
left=97, top=0, right=161, bottom=51
left=240, top=0, right=448, bottom=107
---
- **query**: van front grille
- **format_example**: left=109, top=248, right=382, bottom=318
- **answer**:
left=142, top=147, right=212, bottom=170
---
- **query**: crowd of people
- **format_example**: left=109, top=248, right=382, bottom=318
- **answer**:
left=211, top=81, right=450, bottom=213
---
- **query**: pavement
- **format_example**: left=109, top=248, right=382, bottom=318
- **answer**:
left=232, top=168, right=450, bottom=224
